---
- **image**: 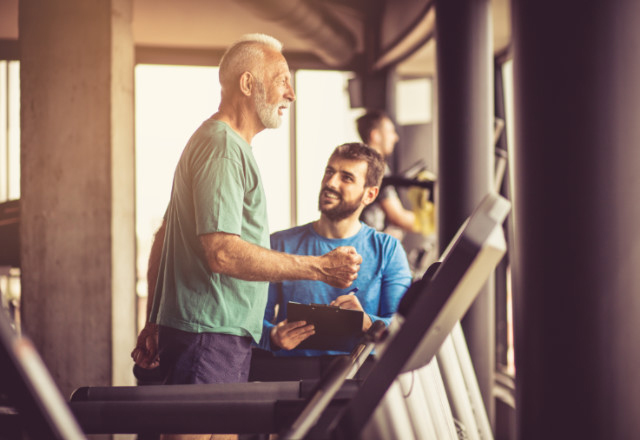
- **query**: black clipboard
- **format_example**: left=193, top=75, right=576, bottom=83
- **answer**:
left=287, top=301, right=364, bottom=352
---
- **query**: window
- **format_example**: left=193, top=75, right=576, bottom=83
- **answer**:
left=0, top=60, right=377, bottom=333
left=134, top=66, right=359, bottom=330
left=0, top=60, right=20, bottom=326
left=294, top=70, right=363, bottom=225
left=134, top=64, right=223, bottom=327
left=0, top=60, right=20, bottom=202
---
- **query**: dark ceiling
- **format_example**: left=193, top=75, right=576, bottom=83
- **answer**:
left=0, top=0, right=511, bottom=75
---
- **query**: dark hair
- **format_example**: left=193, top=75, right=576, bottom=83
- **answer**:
left=356, top=110, right=390, bottom=144
left=329, top=143, right=385, bottom=188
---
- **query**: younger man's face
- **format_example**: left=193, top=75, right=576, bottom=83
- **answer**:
left=318, top=157, right=372, bottom=221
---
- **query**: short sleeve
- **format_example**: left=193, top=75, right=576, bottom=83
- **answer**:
left=193, top=157, right=245, bottom=236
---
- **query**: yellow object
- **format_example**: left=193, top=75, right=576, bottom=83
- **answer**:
left=407, top=171, right=436, bottom=236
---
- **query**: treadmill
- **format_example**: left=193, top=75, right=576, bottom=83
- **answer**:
left=3, top=192, right=510, bottom=439
left=0, top=304, right=85, bottom=439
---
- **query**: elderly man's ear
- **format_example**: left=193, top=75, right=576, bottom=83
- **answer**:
left=239, top=71, right=254, bottom=96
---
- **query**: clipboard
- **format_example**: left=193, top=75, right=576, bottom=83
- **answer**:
left=287, top=301, right=364, bottom=352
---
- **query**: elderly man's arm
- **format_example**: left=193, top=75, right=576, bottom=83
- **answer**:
left=131, top=219, right=166, bottom=369
left=200, top=232, right=361, bottom=289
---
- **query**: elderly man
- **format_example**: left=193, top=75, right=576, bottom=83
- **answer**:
left=131, top=34, right=361, bottom=440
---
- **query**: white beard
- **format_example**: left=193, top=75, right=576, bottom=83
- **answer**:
left=254, top=82, right=283, bottom=129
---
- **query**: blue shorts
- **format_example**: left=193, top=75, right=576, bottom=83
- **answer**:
left=158, top=326, right=252, bottom=385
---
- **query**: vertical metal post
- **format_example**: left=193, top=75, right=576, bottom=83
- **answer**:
left=289, top=71, right=297, bottom=228
left=4, top=61, right=9, bottom=200
left=19, top=0, right=136, bottom=397
left=512, top=1, right=640, bottom=438
left=435, top=0, right=494, bottom=423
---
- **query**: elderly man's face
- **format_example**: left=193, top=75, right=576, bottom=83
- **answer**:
left=253, top=51, right=295, bottom=129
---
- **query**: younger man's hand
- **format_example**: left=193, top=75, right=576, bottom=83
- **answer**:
left=270, top=319, right=315, bottom=350
left=330, top=295, right=373, bottom=331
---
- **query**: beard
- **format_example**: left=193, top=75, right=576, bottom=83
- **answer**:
left=318, top=187, right=364, bottom=221
left=254, top=81, right=285, bottom=129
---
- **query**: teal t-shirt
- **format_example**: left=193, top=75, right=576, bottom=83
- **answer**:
left=150, top=119, right=270, bottom=343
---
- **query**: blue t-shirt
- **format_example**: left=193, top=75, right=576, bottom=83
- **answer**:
left=259, top=222, right=412, bottom=356
left=150, top=119, right=270, bottom=343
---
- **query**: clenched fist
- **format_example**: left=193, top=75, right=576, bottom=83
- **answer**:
left=318, top=246, right=362, bottom=288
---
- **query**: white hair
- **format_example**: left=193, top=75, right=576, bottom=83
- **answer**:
left=234, top=33, right=283, bottom=52
left=219, top=33, right=284, bottom=91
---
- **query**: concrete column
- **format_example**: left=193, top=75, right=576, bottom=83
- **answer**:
left=512, top=1, right=640, bottom=438
left=435, top=0, right=495, bottom=422
left=19, top=0, right=135, bottom=398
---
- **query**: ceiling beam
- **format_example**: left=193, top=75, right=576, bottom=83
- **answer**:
left=236, top=0, right=358, bottom=67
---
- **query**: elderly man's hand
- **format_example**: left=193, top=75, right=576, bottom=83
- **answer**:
left=318, top=246, right=362, bottom=288
left=270, top=320, right=315, bottom=350
left=131, top=323, right=159, bottom=369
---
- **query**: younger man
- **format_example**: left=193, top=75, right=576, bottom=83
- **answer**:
left=259, top=143, right=412, bottom=356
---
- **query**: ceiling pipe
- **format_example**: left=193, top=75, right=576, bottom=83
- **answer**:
left=373, top=6, right=435, bottom=71
left=235, top=0, right=357, bottom=67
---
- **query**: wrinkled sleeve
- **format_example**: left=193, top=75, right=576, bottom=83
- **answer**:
left=193, top=156, right=245, bottom=236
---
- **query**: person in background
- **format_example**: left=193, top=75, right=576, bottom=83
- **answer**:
left=356, top=110, right=417, bottom=239
left=259, top=143, right=412, bottom=358
left=131, top=34, right=362, bottom=440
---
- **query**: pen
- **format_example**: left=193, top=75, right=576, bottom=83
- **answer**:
left=330, top=287, right=358, bottom=307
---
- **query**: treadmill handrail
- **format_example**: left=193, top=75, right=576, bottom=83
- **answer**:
left=279, top=320, right=386, bottom=440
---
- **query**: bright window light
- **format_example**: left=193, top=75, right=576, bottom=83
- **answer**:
left=134, top=64, right=292, bottom=303
left=396, top=77, right=432, bottom=125
left=295, top=70, right=363, bottom=226
left=0, top=60, right=20, bottom=202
